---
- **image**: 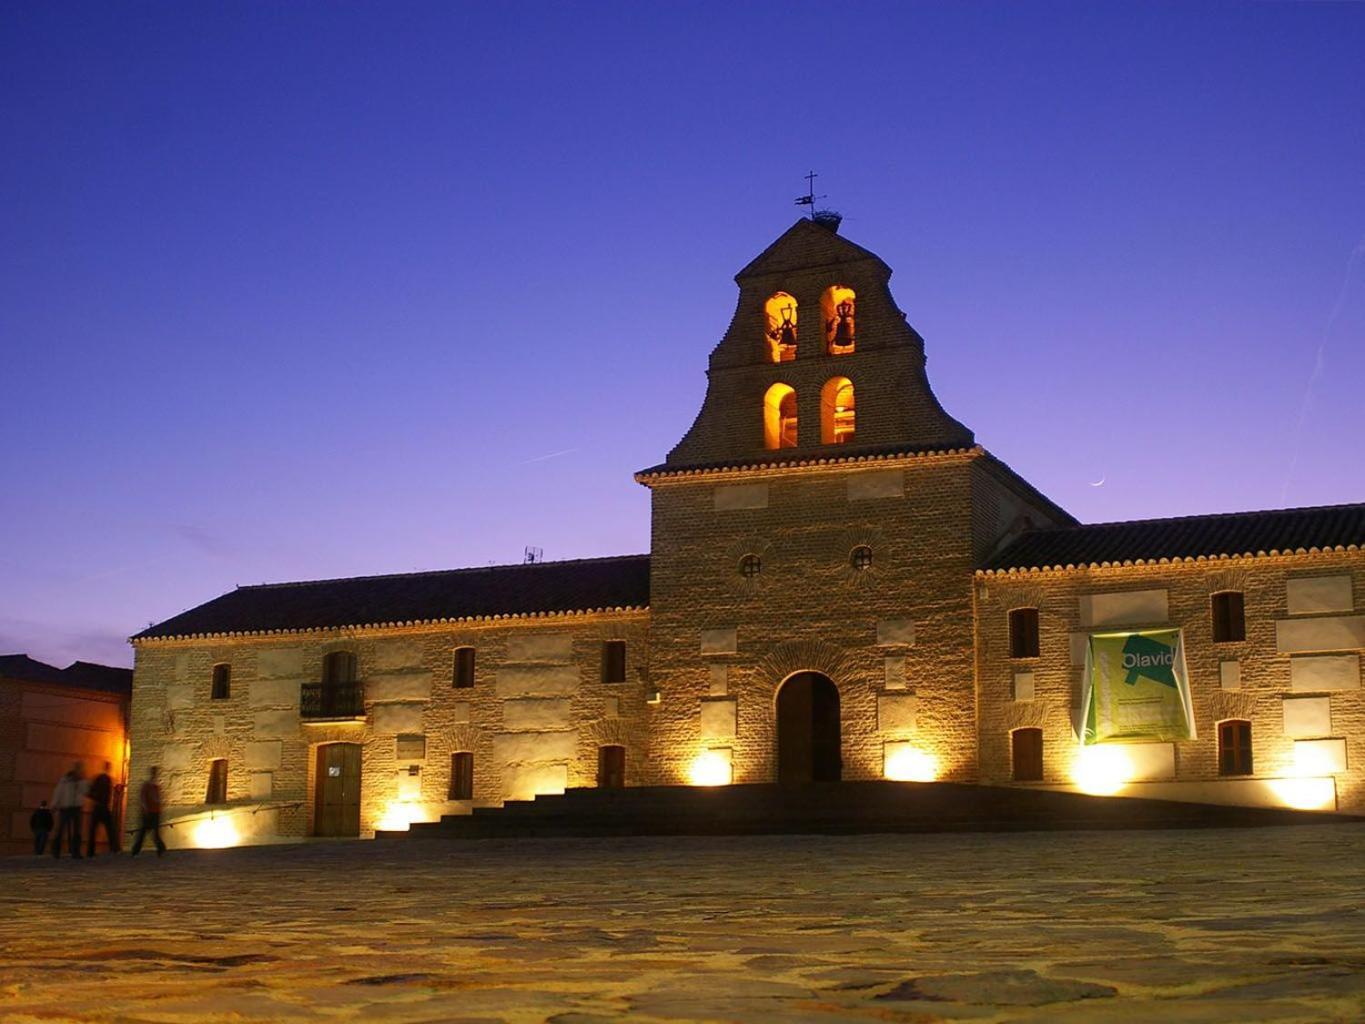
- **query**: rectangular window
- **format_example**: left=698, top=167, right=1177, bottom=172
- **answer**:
left=1011, top=728, right=1044, bottom=782
left=1218, top=720, right=1253, bottom=776
left=449, top=752, right=473, bottom=800
left=452, top=646, right=476, bottom=689
left=1008, top=608, right=1040, bottom=659
left=211, top=664, right=231, bottom=700
left=601, top=640, right=627, bottom=684
left=1212, top=592, right=1246, bottom=643
left=205, top=759, right=228, bottom=804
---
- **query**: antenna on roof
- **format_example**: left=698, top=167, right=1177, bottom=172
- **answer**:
left=795, top=170, right=826, bottom=219
left=524, top=546, right=543, bottom=564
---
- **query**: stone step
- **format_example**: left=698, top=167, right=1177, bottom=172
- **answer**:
left=379, top=781, right=1357, bottom=841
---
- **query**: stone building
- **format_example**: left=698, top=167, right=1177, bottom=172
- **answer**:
left=128, top=217, right=1365, bottom=846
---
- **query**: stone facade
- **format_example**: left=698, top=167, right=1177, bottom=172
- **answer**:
left=128, top=218, right=1365, bottom=845
left=128, top=614, right=650, bottom=844
left=977, top=555, right=1365, bottom=810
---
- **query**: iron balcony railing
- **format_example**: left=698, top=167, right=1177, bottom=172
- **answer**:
left=300, top=681, right=365, bottom=720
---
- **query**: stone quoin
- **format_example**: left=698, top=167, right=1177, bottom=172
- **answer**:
left=127, top=218, right=1365, bottom=845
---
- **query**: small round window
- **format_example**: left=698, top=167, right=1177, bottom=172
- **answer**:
left=738, top=554, right=762, bottom=578
left=850, top=545, right=873, bottom=571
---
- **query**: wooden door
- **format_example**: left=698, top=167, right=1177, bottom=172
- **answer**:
left=449, top=751, right=474, bottom=800
left=314, top=743, right=361, bottom=836
left=597, top=745, right=626, bottom=789
left=1011, top=728, right=1043, bottom=782
left=777, top=673, right=842, bottom=783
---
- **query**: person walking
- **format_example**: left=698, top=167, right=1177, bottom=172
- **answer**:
left=50, top=762, right=87, bottom=859
left=130, top=766, right=166, bottom=857
left=86, top=761, right=119, bottom=856
left=29, top=801, right=54, bottom=856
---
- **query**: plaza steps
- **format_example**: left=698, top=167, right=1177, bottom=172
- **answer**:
left=382, top=781, right=1356, bottom=841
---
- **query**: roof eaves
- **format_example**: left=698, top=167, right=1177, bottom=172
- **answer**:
left=636, top=444, right=981, bottom=485
left=131, top=603, right=651, bottom=644
left=976, top=542, right=1364, bottom=577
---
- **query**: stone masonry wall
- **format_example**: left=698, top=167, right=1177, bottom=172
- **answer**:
left=129, top=611, right=650, bottom=844
left=644, top=451, right=986, bottom=788
left=976, top=552, right=1365, bottom=811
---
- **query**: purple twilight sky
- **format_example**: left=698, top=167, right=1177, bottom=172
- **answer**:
left=3, top=2, right=1364, bottom=669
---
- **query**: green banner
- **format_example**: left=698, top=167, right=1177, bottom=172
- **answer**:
left=1081, top=628, right=1195, bottom=744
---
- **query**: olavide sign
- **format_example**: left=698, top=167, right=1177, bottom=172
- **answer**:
left=1082, top=628, right=1195, bottom=744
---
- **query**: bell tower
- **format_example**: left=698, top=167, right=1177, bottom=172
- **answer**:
left=635, top=215, right=1070, bottom=791
left=662, top=216, right=973, bottom=469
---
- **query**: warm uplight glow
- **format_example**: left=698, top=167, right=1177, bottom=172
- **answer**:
left=821, top=284, right=856, bottom=353
left=820, top=376, right=855, bottom=444
left=764, top=292, right=798, bottom=362
left=689, top=749, right=733, bottom=786
left=1293, top=743, right=1341, bottom=778
left=1071, top=745, right=1133, bottom=795
left=192, top=813, right=241, bottom=849
left=1269, top=777, right=1336, bottom=811
left=883, top=743, right=939, bottom=782
left=763, top=382, right=798, bottom=449
left=375, top=800, right=420, bottom=831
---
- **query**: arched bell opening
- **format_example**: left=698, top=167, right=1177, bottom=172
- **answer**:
left=822, top=285, right=856, bottom=354
left=764, top=292, right=798, bottom=363
left=763, top=382, right=798, bottom=449
left=820, top=376, right=855, bottom=445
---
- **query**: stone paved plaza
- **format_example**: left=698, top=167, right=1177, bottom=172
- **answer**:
left=2, top=825, right=1365, bottom=1023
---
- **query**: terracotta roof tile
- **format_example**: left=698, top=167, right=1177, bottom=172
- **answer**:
left=135, top=554, right=651, bottom=640
left=983, top=502, right=1365, bottom=572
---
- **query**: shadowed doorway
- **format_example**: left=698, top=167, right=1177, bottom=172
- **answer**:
left=776, top=672, right=842, bottom=783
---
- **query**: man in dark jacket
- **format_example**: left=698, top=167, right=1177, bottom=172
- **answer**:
left=86, top=761, right=119, bottom=856
left=130, top=766, right=166, bottom=857
left=30, top=801, right=54, bottom=855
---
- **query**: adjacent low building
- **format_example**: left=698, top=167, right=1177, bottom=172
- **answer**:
left=0, top=654, right=132, bottom=854
left=128, top=217, right=1365, bottom=846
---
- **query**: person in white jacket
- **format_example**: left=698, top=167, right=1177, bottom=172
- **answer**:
left=50, top=763, right=88, bottom=860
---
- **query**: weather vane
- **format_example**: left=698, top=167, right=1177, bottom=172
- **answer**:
left=795, top=170, right=827, bottom=219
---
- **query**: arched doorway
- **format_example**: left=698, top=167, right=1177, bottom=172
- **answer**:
left=776, top=672, right=842, bottom=783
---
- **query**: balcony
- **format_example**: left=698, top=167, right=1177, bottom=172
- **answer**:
left=300, top=681, right=365, bottom=720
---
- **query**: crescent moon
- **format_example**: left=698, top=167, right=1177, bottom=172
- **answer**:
left=1089, top=475, right=1106, bottom=488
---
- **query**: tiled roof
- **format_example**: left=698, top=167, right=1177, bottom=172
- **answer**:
left=0, top=654, right=132, bottom=694
left=135, top=554, right=651, bottom=640
left=637, top=441, right=979, bottom=481
left=983, top=502, right=1365, bottom=573
left=59, top=661, right=134, bottom=694
left=0, top=654, right=68, bottom=684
